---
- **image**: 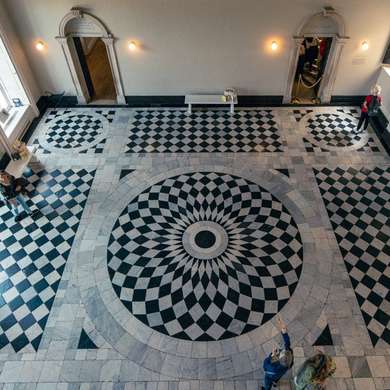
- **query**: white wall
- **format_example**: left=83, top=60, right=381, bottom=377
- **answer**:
left=0, top=38, right=29, bottom=105
left=0, top=1, right=40, bottom=103
left=377, top=66, right=390, bottom=122
left=3, top=0, right=390, bottom=98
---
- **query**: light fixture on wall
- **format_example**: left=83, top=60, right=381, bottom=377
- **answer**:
left=128, top=41, right=137, bottom=51
left=271, top=41, right=278, bottom=51
left=35, top=41, right=45, bottom=51
left=361, top=41, right=369, bottom=51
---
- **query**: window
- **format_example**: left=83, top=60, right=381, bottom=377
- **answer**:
left=0, top=80, right=11, bottom=112
left=0, top=36, right=28, bottom=111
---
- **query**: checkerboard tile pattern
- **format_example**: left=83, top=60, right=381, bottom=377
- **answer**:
left=107, top=172, right=303, bottom=341
left=44, top=109, right=73, bottom=123
left=33, top=137, right=107, bottom=155
left=314, top=167, right=390, bottom=347
left=307, top=113, right=360, bottom=147
left=337, top=108, right=360, bottom=118
left=45, top=114, right=103, bottom=149
left=37, top=112, right=108, bottom=154
left=78, top=137, right=107, bottom=154
left=126, top=110, right=283, bottom=153
left=303, top=136, right=380, bottom=153
left=45, top=109, right=116, bottom=123
left=94, top=109, right=116, bottom=123
left=0, top=168, right=95, bottom=352
left=293, top=109, right=313, bottom=122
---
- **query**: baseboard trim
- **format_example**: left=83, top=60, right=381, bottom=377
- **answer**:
left=330, top=95, right=365, bottom=106
left=33, top=94, right=368, bottom=109
left=126, top=96, right=184, bottom=107
left=237, top=95, right=284, bottom=106
left=125, top=95, right=285, bottom=107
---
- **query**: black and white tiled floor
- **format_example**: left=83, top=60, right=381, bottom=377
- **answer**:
left=33, top=109, right=110, bottom=154
left=302, top=135, right=381, bottom=153
left=0, top=106, right=388, bottom=388
left=126, top=110, right=284, bottom=152
left=297, top=111, right=384, bottom=154
left=108, top=172, right=303, bottom=341
left=314, top=166, right=390, bottom=347
left=293, top=108, right=313, bottom=121
left=0, top=167, right=95, bottom=352
left=307, top=114, right=362, bottom=147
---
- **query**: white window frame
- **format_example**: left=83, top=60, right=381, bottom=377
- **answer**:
left=0, top=79, right=12, bottom=113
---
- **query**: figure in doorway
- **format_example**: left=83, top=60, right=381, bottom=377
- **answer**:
left=305, top=37, right=319, bottom=71
left=0, top=171, right=33, bottom=222
left=262, top=316, right=294, bottom=390
left=355, top=84, right=382, bottom=133
left=296, top=40, right=306, bottom=80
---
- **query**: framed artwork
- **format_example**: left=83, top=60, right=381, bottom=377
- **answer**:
left=383, top=40, right=390, bottom=65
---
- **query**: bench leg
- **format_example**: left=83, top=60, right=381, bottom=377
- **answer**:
left=187, top=104, right=192, bottom=114
left=230, top=103, right=234, bottom=114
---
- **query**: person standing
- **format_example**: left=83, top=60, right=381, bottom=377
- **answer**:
left=355, top=84, right=382, bottom=133
left=294, top=352, right=336, bottom=389
left=262, top=316, right=294, bottom=390
left=305, top=37, right=319, bottom=71
left=0, top=171, right=32, bottom=222
left=296, top=40, right=306, bottom=80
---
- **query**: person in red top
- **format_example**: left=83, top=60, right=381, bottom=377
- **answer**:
left=319, top=39, right=326, bottom=58
left=356, top=85, right=382, bottom=133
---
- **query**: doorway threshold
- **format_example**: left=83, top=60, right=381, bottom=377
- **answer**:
left=87, top=99, right=117, bottom=105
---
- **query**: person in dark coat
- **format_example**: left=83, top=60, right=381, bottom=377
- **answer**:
left=305, top=37, right=319, bottom=70
left=0, top=171, right=32, bottom=221
left=262, top=317, right=294, bottom=390
left=296, top=40, right=306, bottom=80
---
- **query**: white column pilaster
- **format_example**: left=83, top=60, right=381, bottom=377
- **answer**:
left=101, top=35, right=126, bottom=104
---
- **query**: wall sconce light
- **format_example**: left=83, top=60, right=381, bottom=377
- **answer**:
left=35, top=41, right=45, bottom=51
left=361, top=41, right=369, bottom=51
left=128, top=41, right=137, bottom=51
left=271, top=41, right=278, bottom=51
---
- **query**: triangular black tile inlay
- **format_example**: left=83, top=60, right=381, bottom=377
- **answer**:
left=276, top=169, right=289, bottom=178
left=120, top=169, right=135, bottom=181
left=77, top=329, right=97, bottom=349
left=313, top=325, right=334, bottom=346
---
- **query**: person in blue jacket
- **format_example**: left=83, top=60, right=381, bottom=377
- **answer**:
left=262, top=316, right=294, bottom=390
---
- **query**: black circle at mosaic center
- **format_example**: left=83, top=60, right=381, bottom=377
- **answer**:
left=107, top=172, right=304, bottom=341
left=194, top=230, right=216, bottom=249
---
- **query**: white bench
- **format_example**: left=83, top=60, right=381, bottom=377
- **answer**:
left=5, top=145, right=37, bottom=179
left=185, top=94, right=237, bottom=114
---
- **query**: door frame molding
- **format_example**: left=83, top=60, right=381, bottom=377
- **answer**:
left=283, top=8, right=349, bottom=104
left=56, top=8, right=125, bottom=104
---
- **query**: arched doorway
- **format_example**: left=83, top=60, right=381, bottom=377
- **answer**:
left=283, top=7, right=349, bottom=104
left=56, top=8, right=125, bottom=104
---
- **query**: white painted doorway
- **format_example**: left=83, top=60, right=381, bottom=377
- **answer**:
left=56, top=9, right=125, bottom=105
left=283, top=7, right=349, bottom=104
